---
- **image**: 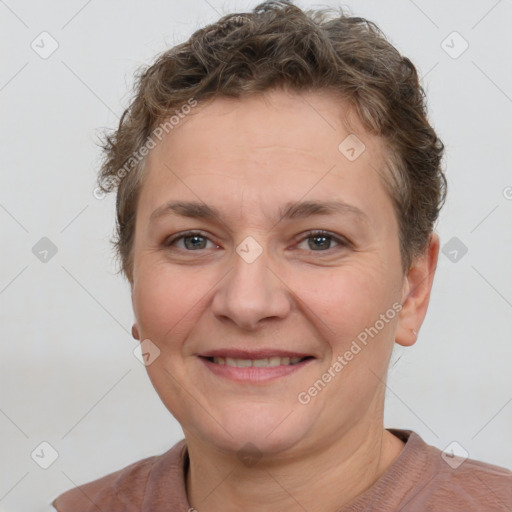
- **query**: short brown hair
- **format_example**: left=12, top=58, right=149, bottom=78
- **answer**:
left=96, top=0, right=446, bottom=283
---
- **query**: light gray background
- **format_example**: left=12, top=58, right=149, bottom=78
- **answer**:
left=1, top=0, right=511, bottom=510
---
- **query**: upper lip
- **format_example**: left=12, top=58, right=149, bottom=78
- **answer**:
left=199, top=349, right=314, bottom=359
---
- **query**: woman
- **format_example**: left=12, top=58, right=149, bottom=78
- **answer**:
left=53, top=1, right=512, bottom=510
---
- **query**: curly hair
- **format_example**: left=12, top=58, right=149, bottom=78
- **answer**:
left=96, top=0, right=446, bottom=283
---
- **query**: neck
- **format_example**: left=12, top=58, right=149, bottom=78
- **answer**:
left=185, top=422, right=404, bottom=512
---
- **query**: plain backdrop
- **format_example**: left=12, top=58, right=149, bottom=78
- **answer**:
left=1, top=0, right=511, bottom=510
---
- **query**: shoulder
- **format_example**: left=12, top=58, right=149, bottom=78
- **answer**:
left=398, top=431, right=512, bottom=511
left=426, top=454, right=512, bottom=510
left=51, top=455, right=156, bottom=511
left=52, top=440, right=187, bottom=512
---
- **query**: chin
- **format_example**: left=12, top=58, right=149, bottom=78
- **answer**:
left=195, top=401, right=312, bottom=457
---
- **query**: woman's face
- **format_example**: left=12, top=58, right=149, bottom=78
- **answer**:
left=131, top=89, right=412, bottom=456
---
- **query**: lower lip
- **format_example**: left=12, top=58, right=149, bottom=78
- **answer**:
left=199, top=357, right=313, bottom=382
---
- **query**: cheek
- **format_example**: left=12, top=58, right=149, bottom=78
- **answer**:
left=301, top=263, right=400, bottom=385
left=301, top=263, right=391, bottom=335
left=132, top=263, right=191, bottom=340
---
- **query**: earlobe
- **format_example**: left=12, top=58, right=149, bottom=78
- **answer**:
left=130, top=282, right=140, bottom=341
left=395, top=233, right=440, bottom=347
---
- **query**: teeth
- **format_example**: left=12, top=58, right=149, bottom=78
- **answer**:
left=212, top=356, right=305, bottom=367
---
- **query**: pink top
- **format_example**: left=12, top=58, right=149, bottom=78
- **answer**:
left=52, top=429, right=512, bottom=511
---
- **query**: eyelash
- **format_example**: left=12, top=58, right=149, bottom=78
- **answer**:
left=164, top=230, right=350, bottom=254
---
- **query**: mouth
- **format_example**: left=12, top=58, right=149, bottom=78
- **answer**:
left=197, top=350, right=315, bottom=382
left=201, top=355, right=313, bottom=367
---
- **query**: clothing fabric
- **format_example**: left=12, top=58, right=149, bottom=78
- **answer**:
left=52, top=429, right=512, bottom=511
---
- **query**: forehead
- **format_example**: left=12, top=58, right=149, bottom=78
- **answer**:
left=149, top=89, right=378, bottom=165
left=137, top=89, right=394, bottom=229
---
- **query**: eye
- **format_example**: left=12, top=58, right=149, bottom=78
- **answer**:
left=295, top=230, right=349, bottom=252
left=164, top=231, right=220, bottom=251
left=164, top=230, right=350, bottom=253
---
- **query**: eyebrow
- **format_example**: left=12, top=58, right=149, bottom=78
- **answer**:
left=149, top=199, right=370, bottom=225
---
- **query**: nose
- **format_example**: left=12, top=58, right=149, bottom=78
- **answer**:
left=210, top=239, right=292, bottom=331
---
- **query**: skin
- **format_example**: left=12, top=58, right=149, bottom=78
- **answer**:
left=130, top=88, right=440, bottom=512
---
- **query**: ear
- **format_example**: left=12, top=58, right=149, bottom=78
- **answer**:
left=395, top=232, right=440, bottom=347
left=130, top=282, right=140, bottom=341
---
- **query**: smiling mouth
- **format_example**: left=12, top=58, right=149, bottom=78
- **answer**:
left=201, top=356, right=313, bottom=368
